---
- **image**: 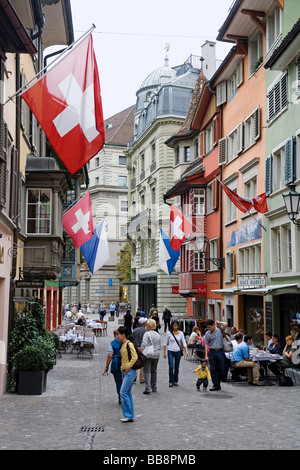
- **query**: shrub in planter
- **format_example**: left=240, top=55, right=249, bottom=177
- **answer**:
left=15, top=346, right=46, bottom=395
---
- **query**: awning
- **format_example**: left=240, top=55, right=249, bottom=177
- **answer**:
left=212, top=283, right=300, bottom=295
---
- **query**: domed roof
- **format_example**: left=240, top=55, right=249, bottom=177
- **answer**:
left=139, top=57, right=176, bottom=90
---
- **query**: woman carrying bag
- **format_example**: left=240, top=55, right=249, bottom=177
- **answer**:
left=117, top=326, right=138, bottom=422
left=141, top=319, right=161, bottom=394
left=163, top=320, right=188, bottom=387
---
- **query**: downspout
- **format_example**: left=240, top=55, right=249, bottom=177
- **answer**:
left=219, top=104, right=223, bottom=290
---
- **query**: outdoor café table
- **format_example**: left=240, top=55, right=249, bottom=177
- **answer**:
left=251, top=351, right=283, bottom=385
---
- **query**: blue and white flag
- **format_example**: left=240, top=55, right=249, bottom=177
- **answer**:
left=80, top=220, right=110, bottom=274
left=159, top=228, right=180, bottom=275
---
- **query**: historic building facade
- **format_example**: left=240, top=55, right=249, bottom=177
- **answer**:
left=65, top=106, right=135, bottom=313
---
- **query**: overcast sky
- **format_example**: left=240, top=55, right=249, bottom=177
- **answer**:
left=68, top=0, right=234, bottom=120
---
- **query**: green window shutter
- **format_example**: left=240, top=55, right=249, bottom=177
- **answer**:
left=265, top=154, right=273, bottom=196
left=285, top=136, right=296, bottom=185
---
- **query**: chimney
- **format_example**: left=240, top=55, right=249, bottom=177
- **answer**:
left=201, top=41, right=216, bottom=80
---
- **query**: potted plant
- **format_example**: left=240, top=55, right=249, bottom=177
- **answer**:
left=15, top=345, right=46, bottom=395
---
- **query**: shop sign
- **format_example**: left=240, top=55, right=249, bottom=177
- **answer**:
left=172, top=286, right=179, bottom=294
left=238, top=277, right=266, bottom=288
left=15, top=280, right=44, bottom=288
left=197, top=284, right=207, bottom=295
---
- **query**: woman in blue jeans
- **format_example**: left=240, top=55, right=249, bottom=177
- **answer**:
left=163, top=320, right=188, bottom=387
left=117, top=326, right=138, bottom=422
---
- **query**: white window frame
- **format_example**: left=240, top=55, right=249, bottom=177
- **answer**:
left=26, top=188, right=52, bottom=235
left=244, top=107, right=260, bottom=150
left=238, top=242, right=262, bottom=275
left=248, top=31, right=263, bottom=77
left=267, top=71, right=288, bottom=123
left=118, top=175, right=127, bottom=187
left=209, top=238, right=218, bottom=272
left=225, top=180, right=237, bottom=225
left=205, top=122, right=214, bottom=155
left=266, top=5, right=282, bottom=55
left=194, top=251, right=205, bottom=271
left=227, top=123, right=243, bottom=162
left=193, top=189, right=205, bottom=216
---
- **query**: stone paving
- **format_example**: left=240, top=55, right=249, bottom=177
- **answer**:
left=0, top=313, right=299, bottom=452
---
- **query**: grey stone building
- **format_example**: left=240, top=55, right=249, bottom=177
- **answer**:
left=126, top=52, right=204, bottom=316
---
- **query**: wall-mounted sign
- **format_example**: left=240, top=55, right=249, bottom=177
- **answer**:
left=15, top=280, right=44, bottom=288
left=197, top=284, right=207, bottom=295
left=172, top=286, right=179, bottom=294
left=238, top=277, right=266, bottom=288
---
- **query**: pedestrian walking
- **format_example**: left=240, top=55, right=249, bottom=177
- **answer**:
left=132, top=318, right=147, bottom=384
left=141, top=319, right=161, bottom=394
left=162, top=306, right=172, bottom=332
left=104, top=330, right=123, bottom=403
left=77, top=300, right=81, bottom=311
left=115, top=301, right=120, bottom=318
left=133, top=311, right=141, bottom=329
left=110, top=302, right=116, bottom=318
left=117, top=326, right=138, bottom=422
left=86, top=301, right=91, bottom=314
left=204, top=319, right=228, bottom=391
left=163, top=320, right=188, bottom=387
left=123, top=308, right=133, bottom=333
left=99, top=302, right=106, bottom=321
left=149, top=304, right=157, bottom=318
left=193, top=358, right=211, bottom=391
left=151, top=310, right=161, bottom=332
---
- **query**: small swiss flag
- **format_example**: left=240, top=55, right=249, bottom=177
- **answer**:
left=63, top=192, right=94, bottom=248
left=21, top=34, right=105, bottom=175
left=169, top=204, right=193, bottom=251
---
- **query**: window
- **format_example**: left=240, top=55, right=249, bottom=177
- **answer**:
left=120, top=200, right=128, bottom=212
left=249, top=32, right=263, bottom=75
left=238, top=243, right=261, bottom=274
left=267, top=72, right=288, bottom=123
left=118, top=176, right=127, bottom=187
left=266, top=5, right=282, bottom=54
left=206, top=182, right=213, bottom=214
left=227, top=71, right=237, bottom=102
left=226, top=183, right=237, bottom=224
left=175, top=147, right=180, bottom=165
left=205, top=123, right=214, bottom=155
left=227, top=124, right=243, bottom=162
left=184, top=146, right=191, bottom=162
left=119, top=155, right=126, bottom=166
left=95, top=177, right=99, bottom=185
left=120, top=225, right=127, bottom=239
left=194, top=251, right=205, bottom=271
left=193, top=189, right=205, bottom=215
left=27, top=188, right=51, bottom=235
left=266, top=138, right=296, bottom=194
left=95, top=157, right=99, bottom=167
left=244, top=107, right=260, bottom=150
left=244, top=175, right=257, bottom=200
left=151, top=143, right=156, bottom=163
left=297, top=57, right=300, bottom=95
left=271, top=224, right=294, bottom=274
left=209, top=239, right=218, bottom=271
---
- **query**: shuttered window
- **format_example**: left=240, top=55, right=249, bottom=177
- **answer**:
left=244, top=107, right=261, bottom=149
left=284, top=136, right=296, bottom=185
left=265, top=155, right=273, bottom=196
left=227, top=123, right=243, bottom=162
left=218, top=137, right=227, bottom=166
left=0, top=121, right=7, bottom=208
left=268, top=72, right=288, bottom=122
left=225, top=251, right=235, bottom=282
left=216, top=81, right=226, bottom=106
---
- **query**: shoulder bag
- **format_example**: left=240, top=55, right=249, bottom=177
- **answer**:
left=219, top=327, right=233, bottom=352
left=143, top=332, right=155, bottom=358
left=126, top=341, right=146, bottom=370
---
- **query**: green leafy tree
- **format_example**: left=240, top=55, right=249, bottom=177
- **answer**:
left=116, top=242, right=131, bottom=284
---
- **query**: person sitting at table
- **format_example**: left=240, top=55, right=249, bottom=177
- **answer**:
left=231, top=334, right=265, bottom=386
left=188, top=326, right=202, bottom=349
left=268, top=335, right=297, bottom=377
left=259, top=334, right=282, bottom=380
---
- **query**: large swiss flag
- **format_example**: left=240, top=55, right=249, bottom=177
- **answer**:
left=21, top=35, right=105, bottom=175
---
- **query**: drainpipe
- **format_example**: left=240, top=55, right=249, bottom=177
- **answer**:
left=219, top=104, right=223, bottom=290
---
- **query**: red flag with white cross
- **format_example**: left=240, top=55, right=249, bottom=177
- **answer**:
left=169, top=204, right=193, bottom=251
left=21, top=34, right=105, bottom=175
left=63, top=192, right=94, bottom=248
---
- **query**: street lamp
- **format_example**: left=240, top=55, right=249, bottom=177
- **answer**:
left=196, top=234, right=225, bottom=269
left=283, top=184, right=300, bottom=231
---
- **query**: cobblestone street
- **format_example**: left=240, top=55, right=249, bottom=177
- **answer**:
left=0, top=315, right=299, bottom=454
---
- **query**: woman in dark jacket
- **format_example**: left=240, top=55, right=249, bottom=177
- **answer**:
left=123, top=309, right=133, bottom=333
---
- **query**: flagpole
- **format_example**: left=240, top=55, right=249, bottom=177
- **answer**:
left=215, top=177, right=267, bottom=232
left=3, top=24, right=96, bottom=106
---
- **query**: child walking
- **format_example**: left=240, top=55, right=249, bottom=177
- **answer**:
left=193, top=358, right=211, bottom=391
